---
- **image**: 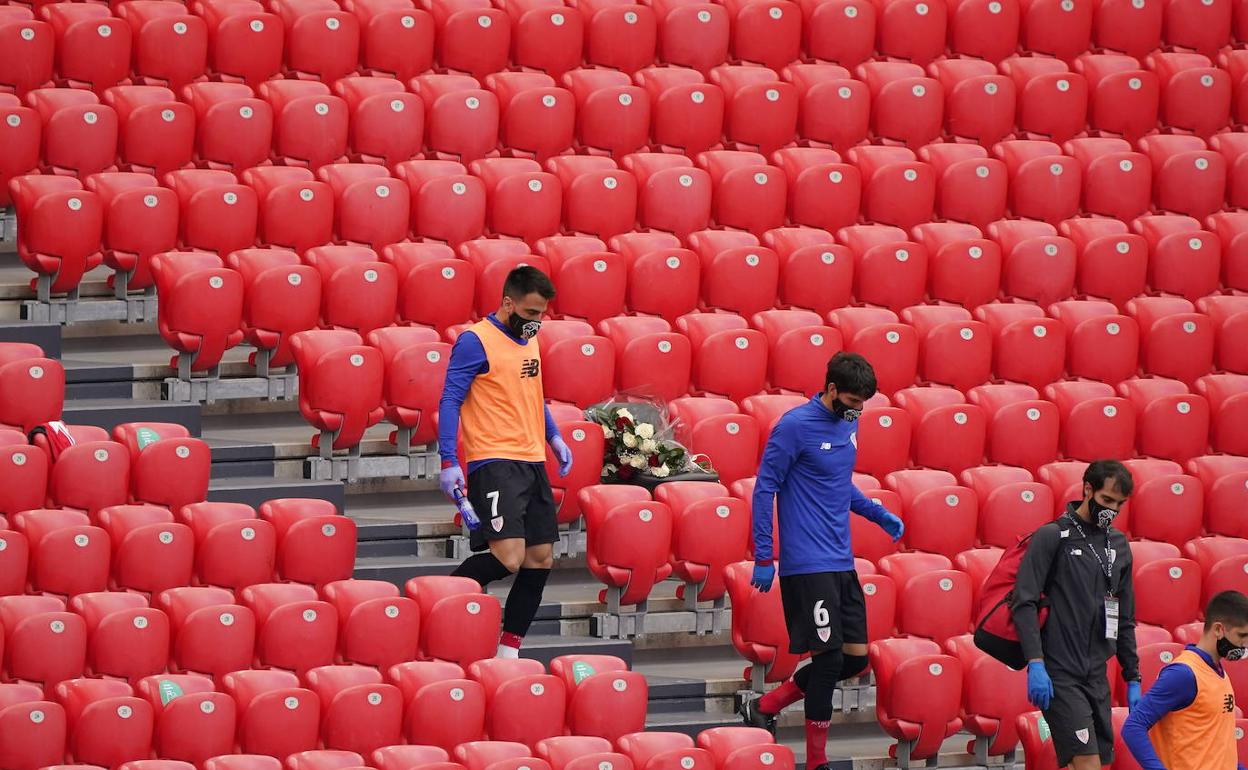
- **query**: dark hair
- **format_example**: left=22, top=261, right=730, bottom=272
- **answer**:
left=1205, top=591, right=1248, bottom=631
left=1082, top=459, right=1134, bottom=497
left=825, top=352, right=878, bottom=398
left=502, top=266, right=556, bottom=302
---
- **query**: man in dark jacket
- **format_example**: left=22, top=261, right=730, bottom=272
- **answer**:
left=1012, top=459, right=1140, bottom=770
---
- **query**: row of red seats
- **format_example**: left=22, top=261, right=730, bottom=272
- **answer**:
left=0, top=653, right=659, bottom=769
left=4, top=0, right=1245, bottom=98
left=8, top=52, right=1248, bottom=192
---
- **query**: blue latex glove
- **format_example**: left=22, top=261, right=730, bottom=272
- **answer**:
left=751, top=562, right=775, bottom=592
left=1027, top=661, right=1053, bottom=711
left=1127, top=681, right=1142, bottom=711
left=439, top=464, right=465, bottom=499
left=550, top=435, right=573, bottom=477
left=878, top=511, right=904, bottom=542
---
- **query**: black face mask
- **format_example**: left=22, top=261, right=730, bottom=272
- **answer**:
left=830, top=397, right=861, bottom=423
left=1217, top=635, right=1246, bottom=661
left=507, top=313, right=541, bottom=340
left=1087, top=495, right=1120, bottom=530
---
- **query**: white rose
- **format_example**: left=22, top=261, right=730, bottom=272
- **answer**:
left=602, top=425, right=614, bottom=439
left=617, top=408, right=635, bottom=422
left=628, top=454, right=647, bottom=469
left=651, top=465, right=670, bottom=478
left=635, top=423, right=655, bottom=439
left=640, top=439, right=657, bottom=454
left=621, top=432, right=638, bottom=448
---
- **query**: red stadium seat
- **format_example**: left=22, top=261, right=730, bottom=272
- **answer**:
left=536, top=737, right=630, bottom=770
left=1002, top=57, right=1087, bottom=143
left=687, top=229, right=780, bottom=317
left=1045, top=380, right=1136, bottom=460
left=962, top=466, right=1053, bottom=547
left=695, top=152, right=786, bottom=237
left=315, top=166, right=410, bottom=250
left=987, top=219, right=1076, bottom=307
left=762, top=226, right=852, bottom=315
left=1091, top=0, right=1160, bottom=58
left=848, top=144, right=936, bottom=230
left=1074, top=54, right=1160, bottom=142
left=1138, top=134, right=1226, bottom=219
left=26, top=90, right=117, bottom=178
left=696, top=728, right=794, bottom=770
left=917, top=146, right=1008, bottom=234
left=741, top=394, right=807, bottom=457
left=946, top=634, right=1030, bottom=762
left=1134, top=558, right=1201, bottom=632
left=373, top=744, right=453, bottom=770
left=549, top=655, right=647, bottom=743
left=837, top=224, right=928, bottom=312
left=96, top=504, right=193, bottom=594
left=84, top=172, right=176, bottom=296
left=1121, top=466, right=1204, bottom=548
left=112, top=423, right=210, bottom=511
left=1064, top=137, right=1151, bottom=222
left=1197, top=374, right=1248, bottom=456
left=0, top=527, right=30, bottom=597
left=830, top=306, right=919, bottom=396
left=387, top=661, right=485, bottom=750
left=501, top=0, right=585, bottom=78
left=541, top=331, right=616, bottom=409
left=227, top=248, right=321, bottom=371
left=992, top=140, right=1080, bottom=225
left=115, top=1, right=207, bottom=89
left=769, top=148, right=858, bottom=235
left=870, top=636, right=964, bottom=763
left=967, top=384, right=1059, bottom=472
left=468, top=659, right=566, bottom=750
left=0, top=684, right=65, bottom=770
left=1126, top=296, right=1215, bottom=386
left=597, top=316, right=691, bottom=403
left=780, top=66, right=868, bottom=155
left=884, top=467, right=979, bottom=557
left=617, top=733, right=713, bottom=770
left=558, top=71, right=649, bottom=159
left=424, top=0, right=508, bottom=79
left=239, top=583, right=337, bottom=674
left=545, top=157, right=637, bottom=241
left=721, top=0, right=799, bottom=70
left=56, top=678, right=153, bottom=768
left=485, top=72, right=574, bottom=162
left=0, top=10, right=52, bottom=96
left=194, top=0, right=283, bottom=86
left=950, top=0, right=1020, bottom=61
left=855, top=61, right=943, bottom=149
left=672, top=402, right=760, bottom=486
left=0, top=595, right=87, bottom=691
left=47, top=441, right=129, bottom=517
left=409, top=76, right=499, bottom=165
left=621, top=153, right=712, bottom=239
left=348, top=0, right=434, bottom=82
left=1187, top=456, right=1248, bottom=539
left=539, top=238, right=626, bottom=324
left=1147, top=52, right=1231, bottom=137
left=632, top=68, right=723, bottom=155
left=392, top=162, right=484, bottom=247
left=973, top=303, right=1064, bottom=389
left=929, top=59, right=1017, bottom=146
left=238, top=168, right=331, bottom=254
left=323, top=579, right=419, bottom=668
left=259, top=498, right=356, bottom=587
left=14, top=509, right=110, bottom=597
left=158, top=587, right=255, bottom=681
left=709, top=65, right=798, bottom=154
left=1185, top=536, right=1248, bottom=585
left=259, top=80, right=349, bottom=169
left=223, top=669, right=320, bottom=758
left=285, top=750, right=366, bottom=770
left=405, top=576, right=501, bottom=668
left=902, top=306, right=992, bottom=393
left=0, top=95, right=39, bottom=208
left=649, top=0, right=728, bottom=73
left=655, top=482, right=749, bottom=603
left=70, top=592, right=168, bottom=683
left=455, top=742, right=545, bottom=770
left=164, top=170, right=258, bottom=256
left=0, top=346, right=64, bottom=434
left=1163, top=0, right=1231, bottom=54
left=1058, top=218, right=1147, bottom=308
left=1016, top=710, right=1060, bottom=770
left=723, top=561, right=801, bottom=686
left=1049, top=300, right=1139, bottom=385
left=183, top=83, right=273, bottom=172
left=290, top=330, right=386, bottom=454
left=270, top=0, right=359, bottom=83
left=1198, top=295, right=1248, bottom=374
left=136, top=674, right=235, bottom=766
left=579, top=486, right=673, bottom=611
left=471, top=158, right=562, bottom=244
left=874, top=0, right=947, bottom=63
left=676, top=313, right=767, bottom=403
left=750, top=309, right=841, bottom=395
left=1131, top=214, right=1221, bottom=303
left=368, top=328, right=447, bottom=451
left=179, top=502, right=275, bottom=590
left=8, top=175, right=104, bottom=298
left=1205, top=209, right=1248, bottom=293
left=574, top=0, right=655, bottom=73
left=102, top=86, right=193, bottom=178
left=151, top=251, right=245, bottom=375
left=1118, top=378, right=1209, bottom=462
left=305, top=665, right=403, bottom=754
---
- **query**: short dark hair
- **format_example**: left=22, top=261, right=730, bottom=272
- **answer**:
left=1205, top=591, right=1248, bottom=631
left=825, top=352, right=878, bottom=398
left=502, top=266, right=556, bottom=301
left=1083, top=459, right=1134, bottom=497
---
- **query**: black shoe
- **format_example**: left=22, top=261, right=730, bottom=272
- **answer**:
left=737, top=694, right=778, bottom=736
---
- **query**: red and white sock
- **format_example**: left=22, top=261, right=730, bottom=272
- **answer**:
left=805, top=719, right=831, bottom=768
left=497, top=631, right=523, bottom=659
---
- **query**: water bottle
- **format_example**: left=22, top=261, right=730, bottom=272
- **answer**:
left=453, top=486, right=480, bottom=530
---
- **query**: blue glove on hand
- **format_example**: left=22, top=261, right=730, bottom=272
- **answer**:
left=1027, top=661, right=1053, bottom=711
left=550, top=435, right=573, bottom=477
left=751, top=561, right=775, bottom=592
left=439, top=464, right=465, bottom=499
left=1127, top=681, right=1142, bottom=711
left=878, top=511, right=904, bottom=542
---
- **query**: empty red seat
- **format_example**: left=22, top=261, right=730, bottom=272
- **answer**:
left=902, top=306, right=992, bottom=393
left=1065, top=137, right=1151, bottom=222
left=750, top=309, right=841, bottom=395
left=654, top=482, right=749, bottom=603
left=393, top=162, right=486, bottom=247
left=770, top=147, right=860, bottom=235
left=1075, top=53, right=1160, bottom=141
left=0, top=595, right=87, bottom=691
left=709, top=65, right=798, bottom=154
left=837, top=225, right=928, bottom=312
left=103, top=86, right=194, bottom=178
left=536, top=737, right=630, bottom=770
left=993, top=140, right=1080, bottom=225
left=321, top=579, right=417, bottom=668
left=408, top=76, right=497, bottom=165
left=194, top=0, right=283, bottom=86
left=875, top=0, right=947, bottom=63
left=621, top=153, right=712, bottom=239
left=548, top=656, right=646, bottom=744
left=973, top=303, right=1064, bottom=389
left=1134, top=557, right=1201, bottom=632
left=0, top=9, right=52, bottom=96
left=1049, top=300, right=1139, bottom=385
left=1118, top=377, right=1209, bottom=462
left=405, top=576, right=501, bottom=668
left=0, top=682, right=67, bottom=770
left=425, top=0, right=508, bottom=79
left=540, top=328, right=616, bottom=409
left=852, top=144, right=939, bottom=226
left=305, top=665, right=403, bottom=754
left=96, top=504, right=194, bottom=594
left=1197, top=374, right=1248, bottom=456
left=617, top=733, right=713, bottom=770
left=1148, top=52, right=1231, bottom=136
left=1164, top=0, right=1230, bottom=54
left=962, top=465, right=1053, bottom=547
left=884, top=467, right=980, bottom=557
left=1058, top=217, right=1147, bottom=308
left=572, top=0, right=654, bottom=73
left=240, top=583, right=338, bottom=674
left=1133, top=215, right=1222, bottom=304
left=46, top=441, right=129, bottom=520
left=0, top=94, right=39, bottom=208
left=950, top=0, right=1020, bottom=61
left=1120, top=464, right=1204, bottom=547
left=365, top=327, right=446, bottom=450
left=557, top=71, right=648, bottom=159
left=349, top=0, right=434, bottom=81
left=317, top=165, right=410, bottom=250
left=967, top=383, right=1060, bottom=472
left=649, top=0, right=728, bottom=73
left=668, top=399, right=759, bottom=486
left=387, top=661, right=484, bottom=751
left=869, top=636, right=964, bottom=763
left=257, top=498, right=355, bottom=588
left=1003, top=58, right=1087, bottom=143
left=676, top=313, right=767, bottom=402
left=1045, top=380, right=1137, bottom=460
left=1187, top=456, right=1248, bottom=538
left=630, top=68, right=720, bottom=156
left=917, top=146, right=1008, bottom=233
left=501, top=0, right=584, bottom=77
left=151, top=251, right=245, bottom=375
left=259, top=80, right=349, bottom=169
left=780, top=66, right=869, bottom=154
left=285, top=749, right=366, bottom=770
left=696, top=728, right=794, bottom=770
left=158, top=586, right=256, bottom=681
left=8, top=175, right=104, bottom=298
left=485, top=72, right=574, bottom=162
left=183, top=83, right=273, bottom=172
left=695, top=152, right=786, bottom=237
left=468, top=659, right=566, bottom=750
left=26, top=89, right=117, bottom=178
left=373, top=746, right=454, bottom=770
left=0, top=341, right=64, bottom=434
left=855, top=61, right=943, bottom=148
left=227, top=248, right=320, bottom=371
left=946, top=634, right=1031, bottom=762
left=987, top=219, right=1076, bottom=306
left=470, top=158, right=562, bottom=243
left=70, top=592, right=167, bottom=684
left=56, top=678, right=153, bottom=768
left=537, top=234, right=626, bottom=322
left=830, top=306, right=919, bottom=396
left=290, top=329, right=385, bottom=454
left=1138, top=134, right=1225, bottom=219
left=136, top=673, right=235, bottom=765
left=1198, top=294, right=1248, bottom=374
left=579, top=486, right=673, bottom=610
left=270, top=0, right=360, bottom=83
left=687, top=229, right=780, bottom=317
left=929, top=59, right=1017, bottom=146
left=455, top=742, right=546, bottom=770
left=43, top=3, right=129, bottom=91
left=84, top=172, right=175, bottom=296
left=762, top=226, right=853, bottom=315
left=115, top=1, right=207, bottom=88
left=334, top=78, right=424, bottom=171
left=14, top=509, right=109, bottom=597
left=114, top=423, right=211, bottom=511
left=0, top=446, right=46, bottom=523
left=164, top=169, right=259, bottom=256
left=1127, top=296, right=1215, bottom=385
left=721, top=0, right=800, bottom=69
left=223, top=669, right=320, bottom=758
left=179, top=502, right=275, bottom=590
left=723, top=561, right=800, bottom=686
left=595, top=315, right=688, bottom=402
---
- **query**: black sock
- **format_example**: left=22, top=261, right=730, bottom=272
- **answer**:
left=502, top=567, right=550, bottom=638
left=795, top=662, right=812, bottom=691
left=840, top=654, right=869, bottom=681
left=803, top=649, right=842, bottom=722
left=451, top=552, right=514, bottom=589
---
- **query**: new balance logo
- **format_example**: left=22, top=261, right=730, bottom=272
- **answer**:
left=1225, top=694, right=1236, bottom=713
left=520, top=358, right=540, bottom=378
left=820, top=442, right=831, bottom=450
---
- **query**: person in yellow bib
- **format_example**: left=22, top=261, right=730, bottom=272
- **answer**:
left=1122, top=590, right=1248, bottom=770
left=438, top=266, right=573, bottom=659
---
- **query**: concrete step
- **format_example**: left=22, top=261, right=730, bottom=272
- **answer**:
left=64, top=397, right=201, bottom=434
left=643, top=710, right=740, bottom=739
left=516, top=633, right=633, bottom=669
left=208, top=475, right=345, bottom=510
left=0, top=321, right=60, bottom=354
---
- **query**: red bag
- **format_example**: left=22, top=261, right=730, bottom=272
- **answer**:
left=973, top=531, right=1049, bottom=670
left=27, top=421, right=76, bottom=462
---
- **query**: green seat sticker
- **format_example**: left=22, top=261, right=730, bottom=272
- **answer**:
left=1037, top=715, right=1051, bottom=743
left=136, top=427, right=162, bottom=450
left=158, top=679, right=184, bottom=706
left=571, top=661, right=596, bottom=684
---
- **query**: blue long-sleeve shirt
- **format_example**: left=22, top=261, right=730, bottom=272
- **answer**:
left=438, top=314, right=560, bottom=473
left=1121, top=644, right=1248, bottom=770
left=752, top=396, right=895, bottom=576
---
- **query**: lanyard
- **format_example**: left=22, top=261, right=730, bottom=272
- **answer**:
left=1065, top=512, right=1116, bottom=592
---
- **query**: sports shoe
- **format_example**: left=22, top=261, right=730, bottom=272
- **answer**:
left=737, top=694, right=778, bottom=736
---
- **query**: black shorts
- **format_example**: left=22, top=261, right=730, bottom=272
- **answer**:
left=779, top=570, right=867, bottom=655
left=467, top=460, right=559, bottom=552
left=1042, top=671, right=1114, bottom=767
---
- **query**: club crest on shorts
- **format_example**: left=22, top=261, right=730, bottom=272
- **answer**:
left=1075, top=728, right=1089, bottom=744
left=491, top=516, right=504, bottom=532
left=817, top=627, right=831, bottom=643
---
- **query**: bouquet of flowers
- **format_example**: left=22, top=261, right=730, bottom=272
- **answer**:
left=586, top=399, right=711, bottom=483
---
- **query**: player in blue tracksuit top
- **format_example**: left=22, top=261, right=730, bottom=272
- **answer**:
left=737, top=352, right=905, bottom=770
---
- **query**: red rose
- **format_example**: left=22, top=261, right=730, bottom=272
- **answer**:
left=614, top=416, right=630, bottom=430
left=649, top=454, right=662, bottom=467
left=618, top=465, right=635, bottom=480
